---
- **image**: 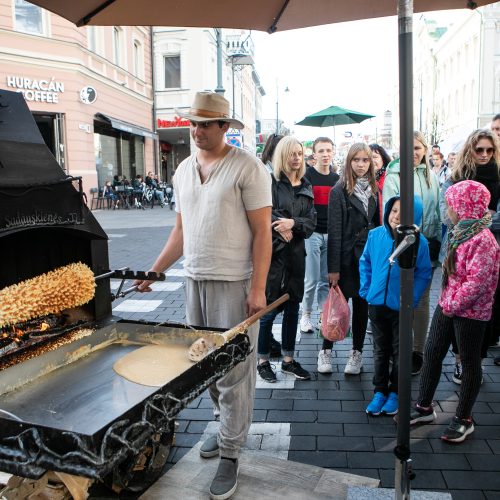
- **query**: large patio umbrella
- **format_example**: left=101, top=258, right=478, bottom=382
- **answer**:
left=25, top=1, right=498, bottom=498
left=296, top=105, right=375, bottom=143
left=26, top=0, right=493, bottom=29
left=297, top=105, right=375, bottom=128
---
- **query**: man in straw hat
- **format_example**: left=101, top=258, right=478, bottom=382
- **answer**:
left=137, top=91, right=272, bottom=499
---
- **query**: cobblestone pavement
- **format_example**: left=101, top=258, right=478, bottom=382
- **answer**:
left=94, top=207, right=500, bottom=500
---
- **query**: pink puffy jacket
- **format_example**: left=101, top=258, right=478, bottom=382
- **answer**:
left=439, top=180, right=500, bottom=321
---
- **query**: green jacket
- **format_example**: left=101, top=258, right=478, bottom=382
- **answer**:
left=382, top=159, right=441, bottom=242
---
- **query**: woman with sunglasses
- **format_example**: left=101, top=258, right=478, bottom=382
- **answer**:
left=440, top=128, right=500, bottom=384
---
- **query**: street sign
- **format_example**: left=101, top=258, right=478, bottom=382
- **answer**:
left=226, top=128, right=242, bottom=148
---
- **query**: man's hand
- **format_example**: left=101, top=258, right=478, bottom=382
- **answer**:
left=329, top=272, right=340, bottom=287
left=246, top=288, right=267, bottom=317
left=134, top=278, right=154, bottom=292
left=442, top=309, right=454, bottom=318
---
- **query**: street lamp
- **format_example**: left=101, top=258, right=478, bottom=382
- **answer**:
left=275, top=84, right=289, bottom=134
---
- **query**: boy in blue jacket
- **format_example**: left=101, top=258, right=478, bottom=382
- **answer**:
left=359, top=196, right=432, bottom=415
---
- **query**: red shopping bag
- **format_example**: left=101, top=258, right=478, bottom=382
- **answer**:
left=322, top=285, right=350, bottom=342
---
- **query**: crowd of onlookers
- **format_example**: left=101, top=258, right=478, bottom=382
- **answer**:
left=256, top=116, right=500, bottom=444
left=100, top=171, right=173, bottom=209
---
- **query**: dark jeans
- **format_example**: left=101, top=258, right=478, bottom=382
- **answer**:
left=419, top=305, right=485, bottom=419
left=323, top=295, right=368, bottom=352
left=257, top=301, right=300, bottom=360
left=369, top=305, right=399, bottom=394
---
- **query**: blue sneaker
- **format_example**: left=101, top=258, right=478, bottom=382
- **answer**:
left=366, top=392, right=387, bottom=416
left=381, top=392, right=398, bottom=415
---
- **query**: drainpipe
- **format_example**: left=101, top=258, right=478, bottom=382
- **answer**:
left=215, top=28, right=225, bottom=95
left=474, top=8, right=484, bottom=128
left=150, top=26, right=159, bottom=177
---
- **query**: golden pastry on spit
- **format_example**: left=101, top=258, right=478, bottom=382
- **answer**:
left=0, top=262, right=96, bottom=328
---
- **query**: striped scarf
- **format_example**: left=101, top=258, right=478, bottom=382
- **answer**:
left=442, top=212, right=492, bottom=287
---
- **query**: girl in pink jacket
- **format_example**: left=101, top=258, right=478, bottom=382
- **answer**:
left=409, top=180, right=500, bottom=443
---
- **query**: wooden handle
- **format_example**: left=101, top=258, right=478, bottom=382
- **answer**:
left=222, top=294, right=289, bottom=342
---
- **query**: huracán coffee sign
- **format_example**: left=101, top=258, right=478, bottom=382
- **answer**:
left=6, top=75, right=65, bottom=103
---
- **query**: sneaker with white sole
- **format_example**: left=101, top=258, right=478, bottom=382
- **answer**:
left=344, top=349, right=363, bottom=375
left=441, top=416, right=474, bottom=443
left=281, top=359, right=311, bottom=380
left=317, top=313, right=323, bottom=332
left=366, top=392, right=387, bottom=415
left=200, top=435, right=219, bottom=458
left=452, top=362, right=462, bottom=385
left=381, top=392, right=398, bottom=415
left=317, top=349, right=333, bottom=373
left=409, top=403, right=436, bottom=425
left=300, top=314, right=314, bottom=333
left=209, top=458, right=239, bottom=500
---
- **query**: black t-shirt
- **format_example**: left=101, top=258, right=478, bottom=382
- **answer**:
left=304, top=167, right=339, bottom=233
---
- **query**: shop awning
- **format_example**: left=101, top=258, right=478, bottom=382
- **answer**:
left=95, top=113, right=157, bottom=140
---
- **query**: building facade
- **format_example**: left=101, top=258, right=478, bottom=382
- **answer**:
left=414, top=3, right=500, bottom=151
left=0, top=0, right=156, bottom=197
left=153, top=27, right=264, bottom=181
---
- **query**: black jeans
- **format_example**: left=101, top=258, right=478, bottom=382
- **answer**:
left=419, top=305, right=485, bottom=419
left=257, top=301, right=300, bottom=360
left=369, top=305, right=399, bottom=394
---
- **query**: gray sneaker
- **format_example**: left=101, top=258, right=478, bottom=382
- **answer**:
left=200, top=435, right=219, bottom=458
left=209, top=458, right=239, bottom=500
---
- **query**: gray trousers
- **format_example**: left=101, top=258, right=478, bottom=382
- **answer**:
left=185, top=277, right=257, bottom=459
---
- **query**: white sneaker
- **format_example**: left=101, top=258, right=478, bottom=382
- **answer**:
left=344, top=349, right=363, bottom=375
left=300, top=314, right=314, bottom=333
left=317, top=313, right=323, bottom=332
left=317, top=349, right=333, bottom=373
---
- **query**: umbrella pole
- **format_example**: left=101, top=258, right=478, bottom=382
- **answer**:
left=394, top=1, right=416, bottom=499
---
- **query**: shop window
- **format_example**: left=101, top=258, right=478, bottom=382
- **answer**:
left=14, top=0, right=45, bottom=35
left=94, top=123, right=145, bottom=189
left=164, top=55, right=180, bottom=89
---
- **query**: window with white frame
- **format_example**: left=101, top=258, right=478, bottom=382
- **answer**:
left=114, top=27, right=124, bottom=66
left=14, top=0, right=45, bottom=35
left=133, top=40, right=143, bottom=78
left=164, top=55, right=181, bottom=88
left=88, top=26, right=97, bottom=52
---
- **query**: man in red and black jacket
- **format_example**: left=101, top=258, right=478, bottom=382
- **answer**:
left=299, top=137, right=339, bottom=345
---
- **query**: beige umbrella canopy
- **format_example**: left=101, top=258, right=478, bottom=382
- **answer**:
left=28, top=0, right=493, bottom=28
left=26, top=0, right=497, bottom=498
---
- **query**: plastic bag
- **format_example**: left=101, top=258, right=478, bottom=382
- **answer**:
left=322, top=285, right=350, bottom=342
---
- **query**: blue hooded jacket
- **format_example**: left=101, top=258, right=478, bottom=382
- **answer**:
left=359, top=196, right=432, bottom=311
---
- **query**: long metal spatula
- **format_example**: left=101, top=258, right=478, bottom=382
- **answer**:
left=187, top=294, right=289, bottom=362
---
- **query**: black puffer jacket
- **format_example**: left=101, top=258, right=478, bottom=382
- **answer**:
left=266, top=173, right=316, bottom=303
left=327, top=182, right=379, bottom=298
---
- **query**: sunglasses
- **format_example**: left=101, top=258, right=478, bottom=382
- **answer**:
left=474, top=147, right=494, bottom=155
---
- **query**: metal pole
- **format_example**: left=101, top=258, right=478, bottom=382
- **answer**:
left=215, top=28, right=225, bottom=96
left=149, top=27, right=159, bottom=178
left=232, top=57, right=236, bottom=118
left=275, top=81, right=279, bottom=134
left=395, top=0, right=415, bottom=499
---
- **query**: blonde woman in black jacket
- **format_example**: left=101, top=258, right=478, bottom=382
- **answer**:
left=257, top=136, right=316, bottom=382
left=318, top=143, right=379, bottom=375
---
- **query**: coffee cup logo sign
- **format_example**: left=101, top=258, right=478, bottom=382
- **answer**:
left=6, top=75, right=64, bottom=103
left=80, top=86, right=97, bottom=104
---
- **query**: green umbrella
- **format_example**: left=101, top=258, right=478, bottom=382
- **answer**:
left=296, top=105, right=375, bottom=128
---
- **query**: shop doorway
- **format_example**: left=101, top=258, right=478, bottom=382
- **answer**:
left=32, top=112, right=66, bottom=170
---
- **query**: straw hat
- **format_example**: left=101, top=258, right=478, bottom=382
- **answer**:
left=176, top=91, right=244, bottom=130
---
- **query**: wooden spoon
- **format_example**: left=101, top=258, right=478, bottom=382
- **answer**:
left=187, top=294, right=289, bottom=362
